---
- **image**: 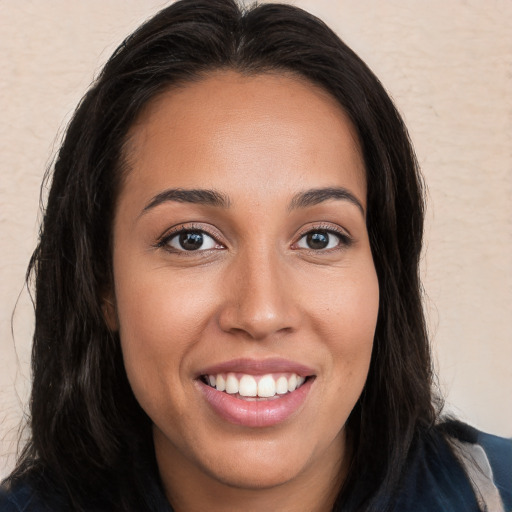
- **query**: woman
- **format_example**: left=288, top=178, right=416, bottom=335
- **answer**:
left=1, top=0, right=510, bottom=511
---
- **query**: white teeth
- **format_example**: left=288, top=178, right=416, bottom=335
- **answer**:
left=257, top=374, right=276, bottom=398
left=208, top=372, right=308, bottom=397
left=239, top=375, right=257, bottom=397
left=216, top=374, right=226, bottom=392
left=225, top=373, right=239, bottom=394
left=276, top=376, right=288, bottom=395
left=287, top=374, right=297, bottom=392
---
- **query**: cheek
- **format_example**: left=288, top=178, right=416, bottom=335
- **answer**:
left=290, top=260, right=378, bottom=446
left=113, top=265, right=221, bottom=409
left=313, top=264, right=379, bottom=385
left=311, top=263, right=379, bottom=338
left=116, top=262, right=218, bottom=342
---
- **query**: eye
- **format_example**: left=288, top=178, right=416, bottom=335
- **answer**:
left=296, top=230, right=345, bottom=250
left=165, top=230, right=219, bottom=252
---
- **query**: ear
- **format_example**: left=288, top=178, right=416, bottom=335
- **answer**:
left=102, top=293, right=119, bottom=332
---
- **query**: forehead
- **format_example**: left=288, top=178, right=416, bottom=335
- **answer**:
left=121, top=70, right=366, bottom=206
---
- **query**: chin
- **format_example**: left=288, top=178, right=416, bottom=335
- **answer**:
left=209, top=463, right=301, bottom=490
left=220, top=442, right=308, bottom=488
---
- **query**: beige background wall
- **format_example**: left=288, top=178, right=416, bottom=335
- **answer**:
left=1, top=1, right=511, bottom=478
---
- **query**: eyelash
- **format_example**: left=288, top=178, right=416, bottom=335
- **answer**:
left=155, top=223, right=353, bottom=254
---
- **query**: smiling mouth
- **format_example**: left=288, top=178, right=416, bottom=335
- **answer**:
left=199, top=372, right=311, bottom=400
left=197, top=363, right=316, bottom=427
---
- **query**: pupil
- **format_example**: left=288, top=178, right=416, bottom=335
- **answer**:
left=307, top=231, right=329, bottom=249
left=179, top=231, right=203, bottom=250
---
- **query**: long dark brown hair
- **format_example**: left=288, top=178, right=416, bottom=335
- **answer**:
left=6, top=1, right=437, bottom=510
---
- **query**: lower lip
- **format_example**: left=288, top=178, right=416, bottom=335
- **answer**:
left=198, top=378, right=314, bottom=428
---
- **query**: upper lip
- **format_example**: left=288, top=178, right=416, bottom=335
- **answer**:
left=197, top=357, right=315, bottom=377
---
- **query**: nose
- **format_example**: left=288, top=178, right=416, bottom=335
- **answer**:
left=217, top=249, right=301, bottom=340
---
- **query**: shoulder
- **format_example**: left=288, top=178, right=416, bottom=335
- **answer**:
left=442, top=420, right=512, bottom=511
left=0, top=481, right=43, bottom=512
left=473, top=427, right=512, bottom=510
left=0, top=475, right=71, bottom=512
left=393, top=424, right=480, bottom=511
left=1, top=470, right=171, bottom=512
left=476, top=428, right=512, bottom=498
left=393, top=421, right=512, bottom=512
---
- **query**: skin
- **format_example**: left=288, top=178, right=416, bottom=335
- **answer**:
left=108, top=71, right=379, bottom=512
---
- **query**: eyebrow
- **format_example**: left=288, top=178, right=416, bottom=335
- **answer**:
left=142, top=188, right=231, bottom=214
left=141, top=186, right=364, bottom=216
left=289, top=187, right=365, bottom=216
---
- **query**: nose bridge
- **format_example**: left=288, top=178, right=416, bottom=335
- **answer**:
left=218, top=243, right=298, bottom=339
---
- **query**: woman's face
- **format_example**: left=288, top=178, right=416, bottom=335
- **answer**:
left=110, top=71, right=379, bottom=496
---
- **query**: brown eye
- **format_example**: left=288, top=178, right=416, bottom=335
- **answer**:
left=306, top=232, right=329, bottom=249
left=167, top=230, right=218, bottom=251
left=297, top=230, right=342, bottom=250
